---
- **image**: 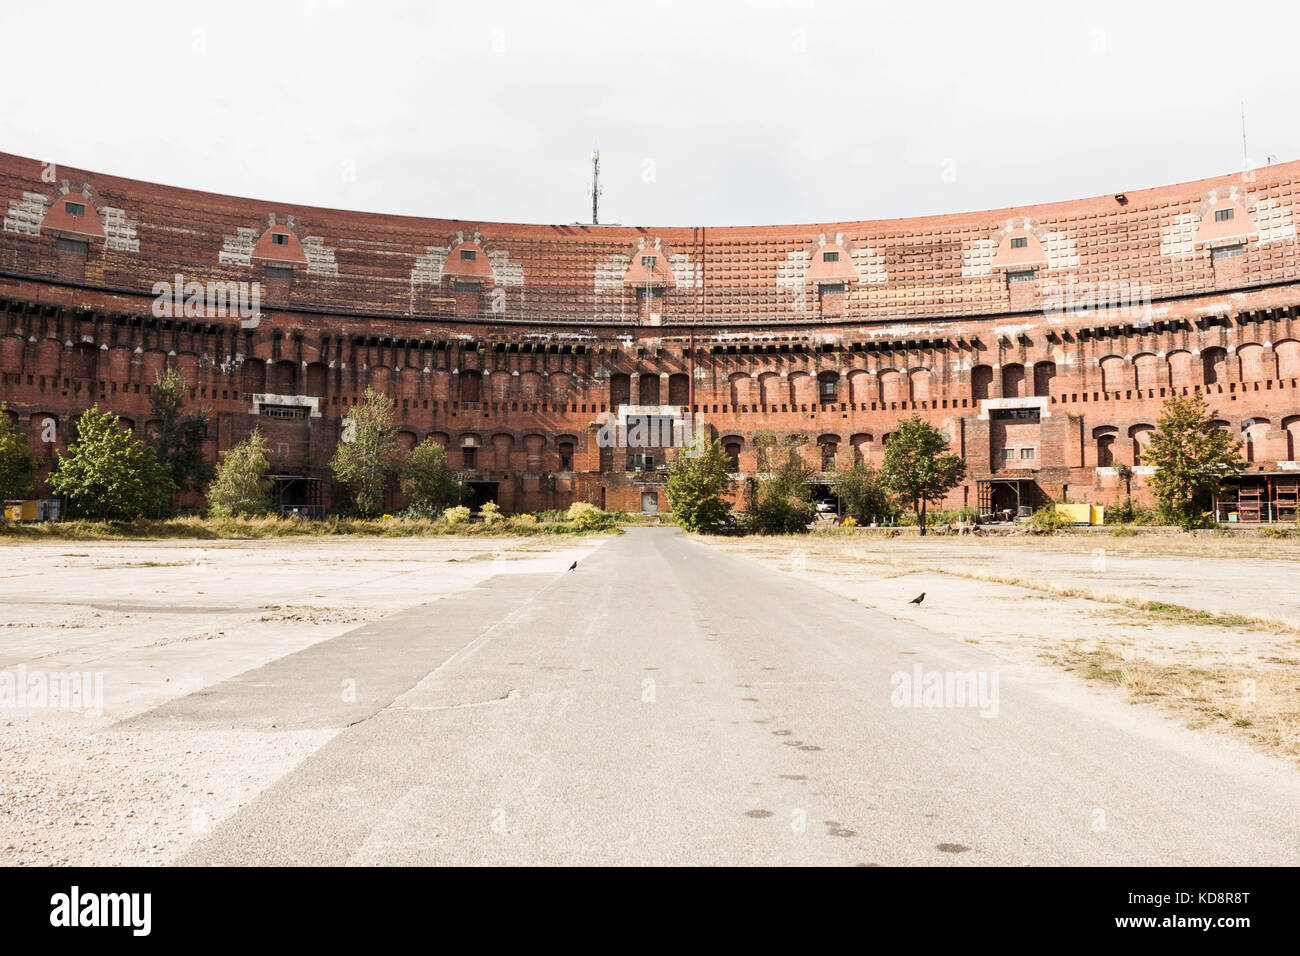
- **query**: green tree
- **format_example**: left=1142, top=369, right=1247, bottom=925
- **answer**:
left=0, top=405, right=40, bottom=501
left=330, top=388, right=402, bottom=516
left=148, top=367, right=213, bottom=511
left=48, top=406, right=173, bottom=519
left=879, top=416, right=966, bottom=535
left=663, top=438, right=734, bottom=533
left=832, top=461, right=894, bottom=525
left=748, top=435, right=816, bottom=534
left=207, top=429, right=273, bottom=516
left=1144, top=392, right=1244, bottom=530
left=400, top=439, right=463, bottom=514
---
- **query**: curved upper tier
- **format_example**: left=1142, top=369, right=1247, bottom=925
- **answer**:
left=2, top=151, right=1298, bottom=327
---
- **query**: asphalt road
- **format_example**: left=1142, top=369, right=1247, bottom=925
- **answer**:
left=166, top=527, right=1300, bottom=865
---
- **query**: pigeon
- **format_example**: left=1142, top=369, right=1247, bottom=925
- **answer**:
left=568, top=561, right=578, bottom=571
left=908, top=592, right=926, bottom=605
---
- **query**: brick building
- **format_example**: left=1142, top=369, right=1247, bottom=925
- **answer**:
left=2, top=151, right=1299, bottom=519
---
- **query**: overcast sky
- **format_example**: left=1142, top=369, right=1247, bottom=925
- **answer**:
left=3, top=0, right=1298, bottom=228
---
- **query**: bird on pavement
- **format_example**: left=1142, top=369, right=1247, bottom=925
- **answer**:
left=908, top=592, right=926, bottom=605
left=568, top=561, right=578, bottom=571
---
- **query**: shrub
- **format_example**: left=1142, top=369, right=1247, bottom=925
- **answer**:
left=747, top=438, right=817, bottom=534
left=401, top=439, right=463, bottom=512
left=49, top=407, right=174, bottom=520
left=478, top=501, right=505, bottom=526
left=0, top=403, right=40, bottom=501
left=663, top=438, right=734, bottom=533
left=566, top=501, right=612, bottom=531
left=1030, top=506, right=1071, bottom=532
left=208, top=429, right=273, bottom=517
left=443, top=505, right=471, bottom=525
left=330, top=387, right=402, bottom=516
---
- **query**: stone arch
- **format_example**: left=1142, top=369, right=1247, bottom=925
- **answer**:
left=1001, top=363, right=1025, bottom=398
left=1033, top=361, right=1056, bottom=397
left=668, top=372, right=690, bottom=406
left=1236, top=343, right=1271, bottom=382
left=909, top=368, right=932, bottom=403
left=609, top=372, right=631, bottom=407
left=1276, top=340, right=1300, bottom=379
left=459, top=369, right=481, bottom=402
left=1133, top=352, right=1163, bottom=391
left=1093, top=425, right=1117, bottom=467
left=1168, top=349, right=1194, bottom=387
left=789, top=371, right=815, bottom=406
left=879, top=369, right=905, bottom=405
left=304, top=362, right=328, bottom=397
left=638, top=373, right=660, bottom=404
left=1202, top=347, right=1228, bottom=386
left=1099, top=355, right=1127, bottom=393
left=490, top=432, right=515, bottom=470
left=270, top=359, right=298, bottom=394
left=847, top=369, right=871, bottom=404
left=1129, top=423, right=1155, bottom=465
left=728, top=372, right=752, bottom=408
left=242, top=360, right=266, bottom=394
left=971, top=364, right=993, bottom=401
left=758, top=371, right=784, bottom=408
left=1282, top=415, right=1300, bottom=460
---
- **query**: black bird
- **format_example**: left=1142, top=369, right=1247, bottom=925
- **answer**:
left=908, top=592, right=926, bottom=606
left=568, top=561, right=578, bottom=571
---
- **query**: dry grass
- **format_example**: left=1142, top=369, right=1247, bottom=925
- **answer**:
left=1049, top=642, right=1300, bottom=762
left=0, top=514, right=623, bottom=541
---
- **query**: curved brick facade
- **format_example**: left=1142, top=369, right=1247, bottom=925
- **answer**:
left=2, top=151, right=1300, bottom=517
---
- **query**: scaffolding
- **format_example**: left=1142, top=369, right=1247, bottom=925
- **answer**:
left=976, top=477, right=1036, bottom=520
left=272, top=475, right=324, bottom=518
left=1215, top=474, right=1300, bottom=523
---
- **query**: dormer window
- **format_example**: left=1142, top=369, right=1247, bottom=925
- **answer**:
left=641, top=255, right=657, bottom=268
left=460, top=249, right=477, bottom=261
left=271, top=232, right=289, bottom=246
left=822, top=251, right=839, bottom=262
left=1010, top=237, right=1027, bottom=249
left=1215, top=208, right=1235, bottom=223
left=64, top=201, right=85, bottom=217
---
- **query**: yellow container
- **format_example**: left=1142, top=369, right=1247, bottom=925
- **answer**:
left=19, top=500, right=38, bottom=521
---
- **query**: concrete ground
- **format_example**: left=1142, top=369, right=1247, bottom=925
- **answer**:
left=3, top=528, right=1299, bottom=865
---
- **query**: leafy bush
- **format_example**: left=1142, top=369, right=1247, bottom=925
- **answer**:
left=478, top=501, right=505, bottom=526
left=401, top=439, right=463, bottom=512
left=443, top=505, right=472, bottom=525
left=831, top=463, right=893, bottom=526
left=208, top=429, right=273, bottom=517
left=566, top=501, right=614, bottom=531
left=49, top=407, right=174, bottom=519
left=746, top=438, right=817, bottom=534
left=1030, top=506, right=1071, bottom=532
left=664, top=438, right=734, bottom=533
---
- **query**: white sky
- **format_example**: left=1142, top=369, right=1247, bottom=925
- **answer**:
left=2, top=0, right=1297, bottom=227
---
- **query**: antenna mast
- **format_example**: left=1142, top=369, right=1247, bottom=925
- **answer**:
left=590, top=149, right=602, bottom=225
left=1241, top=101, right=1248, bottom=168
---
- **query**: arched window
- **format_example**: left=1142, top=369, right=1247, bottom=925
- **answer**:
left=459, top=369, right=481, bottom=402
left=817, top=371, right=839, bottom=403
